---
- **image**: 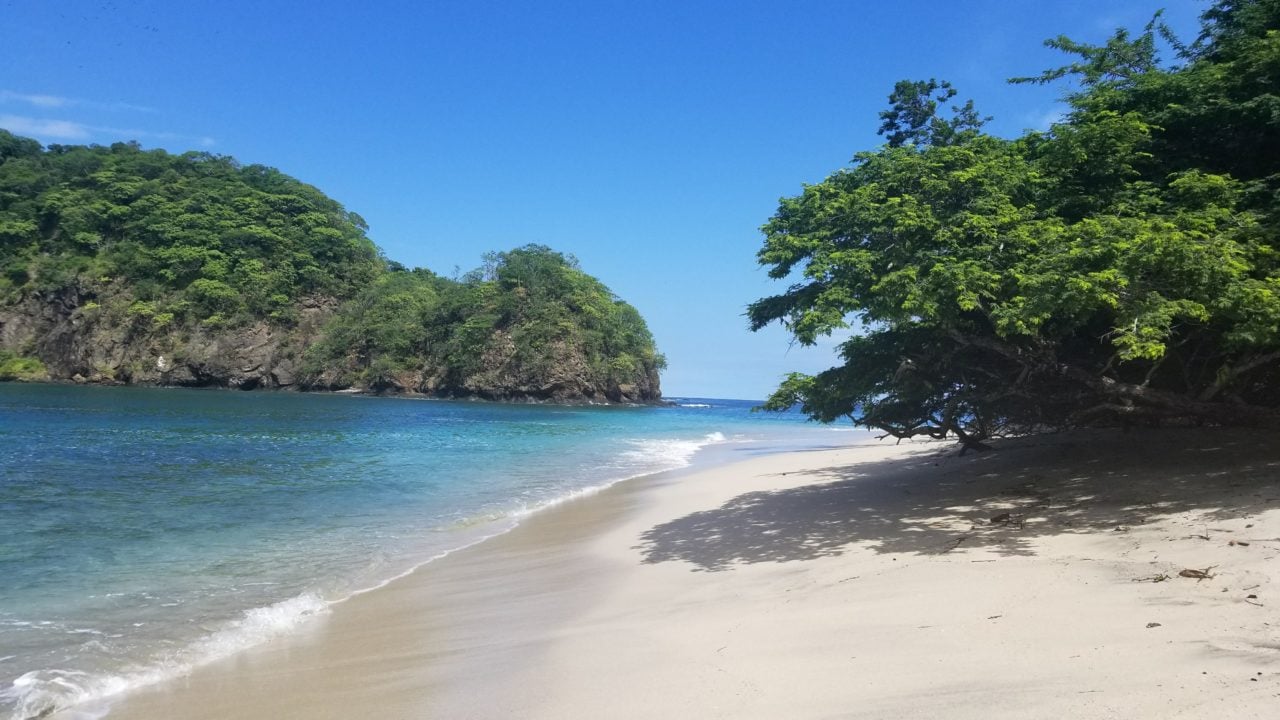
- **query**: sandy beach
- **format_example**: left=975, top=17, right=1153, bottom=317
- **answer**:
left=100, top=428, right=1279, bottom=720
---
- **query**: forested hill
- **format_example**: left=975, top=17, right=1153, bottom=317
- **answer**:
left=0, top=133, right=664, bottom=402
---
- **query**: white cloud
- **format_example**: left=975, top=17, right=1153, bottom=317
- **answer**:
left=0, top=114, right=214, bottom=147
left=0, top=91, right=71, bottom=108
left=0, top=114, right=91, bottom=140
left=107, top=126, right=216, bottom=146
left=1022, top=105, right=1067, bottom=132
left=0, top=90, right=155, bottom=113
left=94, top=99, right=157, bottom=113
left=1035, top=109, right=1065, bottom=131
left=809, top=326, right=858, bottom=349
left=0, top=90, right=208, bottom=147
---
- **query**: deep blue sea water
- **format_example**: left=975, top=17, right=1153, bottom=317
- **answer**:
left=0, top=384, right=862, bottom=719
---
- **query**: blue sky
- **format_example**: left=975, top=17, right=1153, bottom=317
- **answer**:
left=2, top=0, right=1203, bottom=399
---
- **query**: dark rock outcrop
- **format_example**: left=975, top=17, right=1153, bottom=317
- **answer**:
left=0, top=286, right=662, bottom=404
left=398, top=332, right=659, bottom=403
left=0, top=286, right=334, bottom=391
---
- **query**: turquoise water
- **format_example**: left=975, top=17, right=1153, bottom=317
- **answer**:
left=0, top=384, right=859, bottom=719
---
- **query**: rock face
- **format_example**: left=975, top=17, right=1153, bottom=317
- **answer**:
left=0, top=136, right=663, bottom=404
left=361, top=332, right=661, bottom=404
left=0, top=285, right=332, bottom=390
left=0, top=286, right=662, bottom=403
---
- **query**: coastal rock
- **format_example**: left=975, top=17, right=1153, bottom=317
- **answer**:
left=0, top=284, right=335, bottom=392
left=430, top=332, right=660, bottom=403
left=0, top=284, right=661, bottom=404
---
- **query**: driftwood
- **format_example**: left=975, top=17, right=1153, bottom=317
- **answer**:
left=1178, top=566, right=1217, bottom=581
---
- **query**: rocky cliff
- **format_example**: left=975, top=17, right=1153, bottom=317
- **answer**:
left=0, top=284, right=331, bottom=390
left=0, top=281, right=662, bottom=403
left=0, top=133, right=664, bottom=403
left=306, top=330, right=662, bottom=403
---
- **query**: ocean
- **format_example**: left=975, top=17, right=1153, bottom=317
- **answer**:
left=0, top=384, right=861, bottom=719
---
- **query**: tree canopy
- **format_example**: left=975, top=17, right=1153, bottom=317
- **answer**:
left=302, top=244, right=665, bottom=396
left=0, top=138, right=380, bottom=326
left=750, top=0, right=1280, bottom=444
left=0, top=136, right=663, bottom=400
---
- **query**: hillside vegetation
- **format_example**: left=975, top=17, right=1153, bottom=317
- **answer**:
left=0, top=135, right=663, bottom=402
left=752, top=0, right=1280, bottom=442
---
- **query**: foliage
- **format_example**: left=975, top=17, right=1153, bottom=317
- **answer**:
left=877, top=79, right=990, bottom=148
left=302, top=245, right=665, bottom=394
left=0, top=137, right=663, bottom=398
left=300, top=266, right=449, bottom=388
left=751, top=0, right=1280, bottom=441
left=0, top=351, right=47, bottom=381
left=0, top=137, right=380, bottom=325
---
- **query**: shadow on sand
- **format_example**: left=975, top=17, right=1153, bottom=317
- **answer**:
left=637, top=429, right=1280, bottom=571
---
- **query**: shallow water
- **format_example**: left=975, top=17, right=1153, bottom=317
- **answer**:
left=0, top=384, right=856, bottom=719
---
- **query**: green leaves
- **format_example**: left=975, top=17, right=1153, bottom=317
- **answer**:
left=302, top=245, right=663, bottom=397
left=877, top=79, right=989, bottom=148
left=0, top=133, right=663, bottom=399
left=0, top=351, right=46, bottom=381
left=0, top=137, right=381, bottom=327
left=752, top=1, right=1280, bottom=435
left=751, top=135, right=1038, bottom=341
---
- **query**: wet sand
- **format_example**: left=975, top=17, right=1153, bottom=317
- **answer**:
left=100, top=429, right=1280, bottom=719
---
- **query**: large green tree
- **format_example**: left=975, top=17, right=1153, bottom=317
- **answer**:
left=750, top=0, right=1280, bottom=445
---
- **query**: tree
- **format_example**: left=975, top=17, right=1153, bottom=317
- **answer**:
left=877, top=79, right=989, bottom=148
left=0, top=136, right=382, bottom=324
left=0, top=131, right=665, bottom=400
left=750, top=0, right=1280, bottom=445
left=300, top=244, right=665, bottom=398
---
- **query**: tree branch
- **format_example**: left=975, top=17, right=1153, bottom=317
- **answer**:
left=1197, top=350, right=1280, bottom=401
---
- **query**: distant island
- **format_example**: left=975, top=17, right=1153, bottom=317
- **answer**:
left=0, top=133, right=664, bottom=403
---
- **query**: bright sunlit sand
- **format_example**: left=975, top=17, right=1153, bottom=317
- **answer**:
left=99, top=428, right=1279, bottom=720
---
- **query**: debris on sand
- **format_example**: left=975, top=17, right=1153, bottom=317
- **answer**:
left=1178, top=566, right=1216, bottom=581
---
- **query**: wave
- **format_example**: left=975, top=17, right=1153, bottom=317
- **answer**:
left=679, top=403, right=712, bottom=408
left=619, top=431, right=724, bottom=468
left=508, top=431, right=730, bottom=517
left=1, top=593, right=329, bottom=720
left=1, top=430, right=735, bottom=720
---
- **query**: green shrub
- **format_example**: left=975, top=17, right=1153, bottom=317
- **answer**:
left=0, top=352, right=47, bottom=381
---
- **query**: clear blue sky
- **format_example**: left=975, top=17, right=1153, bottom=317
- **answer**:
left=2, top=0, right=1203, bottom=399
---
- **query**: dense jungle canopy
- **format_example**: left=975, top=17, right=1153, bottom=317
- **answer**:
left=0, top=135, right=663, bottom=401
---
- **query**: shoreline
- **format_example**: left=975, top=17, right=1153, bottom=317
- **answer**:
left=0, top=378, right=675, bottom=407
left=82, top=435, right=894, bottom=720
left=89, top=429, right=1280, bottom=718
left=3, top=384, right=843, bottom=720
left=14, top=420, right=753, bottom=720
left=84, top=439, right=744, bottom=719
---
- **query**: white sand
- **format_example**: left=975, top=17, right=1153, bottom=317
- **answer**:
left=101, top=429, right=1279, bottom=719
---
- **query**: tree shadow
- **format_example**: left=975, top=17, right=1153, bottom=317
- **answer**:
left=636, top=429, right=1280, bottom=571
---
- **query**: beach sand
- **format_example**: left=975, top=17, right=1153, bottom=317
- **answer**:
left=100, top=429, right=1279, bottom=719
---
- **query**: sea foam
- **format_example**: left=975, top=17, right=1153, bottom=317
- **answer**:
left=0, top=593, right=329, bottom=720
left=2, top=387, right=826, bottom=720
left=619, top=431, right=726, bottom=470
left=1, top=430, right=734, bottom=720
left=509, top=430, right=731, bottom=518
